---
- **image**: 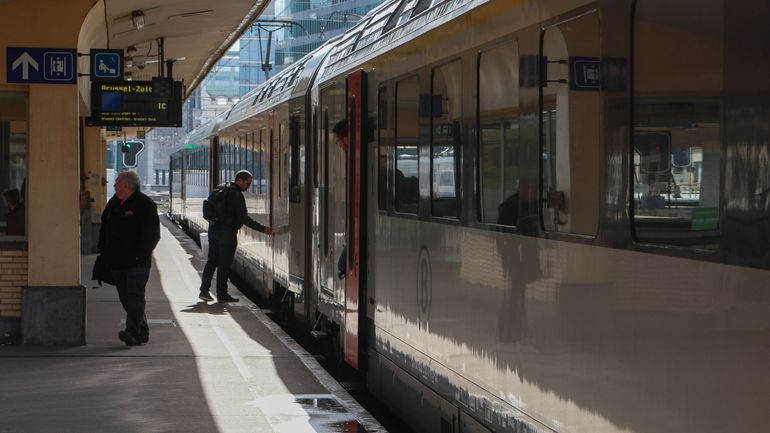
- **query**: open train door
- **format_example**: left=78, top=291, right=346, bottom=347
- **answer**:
left=344, top=69, right=367, bottom=369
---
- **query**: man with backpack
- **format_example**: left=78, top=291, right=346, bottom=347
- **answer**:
left=199, top=170, right=272, bottom=302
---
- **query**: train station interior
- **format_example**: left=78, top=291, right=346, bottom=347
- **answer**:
left=2, top=0, right=770, bottom=432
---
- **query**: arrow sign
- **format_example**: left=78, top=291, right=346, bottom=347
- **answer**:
left=11, top=52, right=39, bottom=80
left=6, top=47, right=76, bottom=84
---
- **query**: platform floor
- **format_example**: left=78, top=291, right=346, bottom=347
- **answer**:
left=0, top=217, right=385, bottom=433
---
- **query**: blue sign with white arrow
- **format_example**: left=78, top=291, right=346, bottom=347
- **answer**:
left=6, top=47, right=77, bottom=84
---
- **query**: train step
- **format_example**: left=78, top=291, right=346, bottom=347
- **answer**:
left=310, top=330, right=329, bottom=340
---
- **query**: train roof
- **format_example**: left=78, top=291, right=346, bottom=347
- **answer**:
left=318, top=0, right=489, bottom=82
left=218, top=38, right=340, bottom=134
left=197, top=0, right=489, bottom=137
left=181, top=110, right=227, bottom=151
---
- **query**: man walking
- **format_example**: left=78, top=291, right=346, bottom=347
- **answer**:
left=200, top=170, right=272, bottom=302
left=98, top=171, right=160, bottom=346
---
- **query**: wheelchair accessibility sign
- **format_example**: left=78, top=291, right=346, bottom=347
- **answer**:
left=6, top=47, right=77, bottom=84
left=90, top=49, right=124, bottom=82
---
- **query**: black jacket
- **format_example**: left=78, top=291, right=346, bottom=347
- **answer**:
left=5, top=203, right=24, bottom=236
left=98, top=191, right=160, bottom=269
left=213, top=182, right=266, bottom=233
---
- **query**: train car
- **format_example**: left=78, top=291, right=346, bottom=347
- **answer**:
left=171, top=1, right=770, bottom=432
left=168, top=115, right=223, bottom=233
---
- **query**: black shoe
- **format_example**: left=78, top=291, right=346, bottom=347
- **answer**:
left=218, top=294, right=239, bottom=303
left=118, top=330, right=138, bottom=347
left=199, top=291, right=214, bottom=302
left=138, top=334, right=149, bottom=344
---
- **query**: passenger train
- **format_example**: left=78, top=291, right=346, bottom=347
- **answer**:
left=170, top=1, right=770, bottom=432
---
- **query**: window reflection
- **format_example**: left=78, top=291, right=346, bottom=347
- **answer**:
left=478, top=41, right=519, bottom=225
left=634, top=0, right=723, bottom=248
left=0, top=92, right=27, bottom=238
left=431, top=60, right=461, bottom=218
left=540, top=11, right=601, bottom=236
left=395, top=76, right=420, bottom=214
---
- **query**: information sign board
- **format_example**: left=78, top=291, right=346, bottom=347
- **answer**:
left=88, top=80, right=183, bottom=127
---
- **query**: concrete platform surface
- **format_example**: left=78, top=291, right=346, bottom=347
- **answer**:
left=0, top=217, right=385, bottom=433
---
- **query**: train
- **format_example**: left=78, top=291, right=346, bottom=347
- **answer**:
left=169, top=0, right=770, bottom=432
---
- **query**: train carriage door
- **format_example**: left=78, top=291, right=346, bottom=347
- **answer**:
left=268, top=111, right=275, bottom=229
left=344, top=69, right=367, bottom=369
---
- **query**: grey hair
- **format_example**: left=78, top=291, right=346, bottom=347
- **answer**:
left=118, top=170, right=141, bottom=191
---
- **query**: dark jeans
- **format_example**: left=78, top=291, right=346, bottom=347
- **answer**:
left=200, top=226, right=238, bottom=297
left=113, top=267, right=151, bottom=338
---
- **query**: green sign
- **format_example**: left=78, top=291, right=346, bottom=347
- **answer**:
left=691, top=207, right=719, bottom=231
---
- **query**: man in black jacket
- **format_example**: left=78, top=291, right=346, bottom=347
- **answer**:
left=199, top=170, right=272, bottom=302
left=98, top=171, right=160, bottom=346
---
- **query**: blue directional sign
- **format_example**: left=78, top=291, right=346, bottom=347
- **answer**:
left=90, top=49, right=124, bottom=82
left=6, top=47, right=77, bottom=84
left=570, top=56, right=601, bottom=91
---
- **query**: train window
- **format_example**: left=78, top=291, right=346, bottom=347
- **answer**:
left=221, top=140, right=227, bottom=183
left=289, top=116, right=301, bottom=203
left=431, top=60, right=462, bottom=218
left=218, top=141, right=223, bottom=183
left=478, top=40, right=520, bottom=226
left=377, top=86, right=389, bottom=211
left=229, top=140, right=234, bottom=182
left=226, top=140, right=231, bottom=183
left=230, top=140, right=235, bottom=182
left=237, top=136, right=242, bottom=179
left=242, top=135, right=247, bottom=176
left=224, top=140, right=231, bottom=182
left=263, top=129, right=268, bottom=195
left=241, top=135, right=248, bottom=180
left=248, top=133, right=255, bottom=193
left=279, top=122, right=286, bottom=198
left=540, top=11, right=600, bottom=236
left=633, top=0, right=723, bottom=248
left=323, top=109, right=330, bottom=255
left=412, top=0, right=431, bottom=16
left=383, top=0, right=408, bottom=34
left=257, top=130, right=263, bottom=194
left=395, top=75, right=420, bottom=214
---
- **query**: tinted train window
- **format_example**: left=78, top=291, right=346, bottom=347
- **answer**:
left=478, top=41, right=519, bottom=226
left=431, top=60, right=461, bottom=218
left=395, top=76, right=420, bottom=214
left=378, top=86, right=389, bottom=211
left=248, top=133, right=256, bottom=193
left=258, top=129, right=266, bottom=194
left=634, top=1, right=723, bottom=248
left=541, top=11, right=600, bottom=236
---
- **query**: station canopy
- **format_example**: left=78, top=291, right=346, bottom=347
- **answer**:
left=78, top=0, right=270, bottom=116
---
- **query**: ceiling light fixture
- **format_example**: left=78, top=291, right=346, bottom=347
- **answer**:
left=132, top=10, right=145, bottom=30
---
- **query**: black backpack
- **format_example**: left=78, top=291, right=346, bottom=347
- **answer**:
left=202, top=184, right=230, bottom=223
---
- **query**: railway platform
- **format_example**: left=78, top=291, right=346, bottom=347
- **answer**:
left=0, top=217, right=384, bottom=433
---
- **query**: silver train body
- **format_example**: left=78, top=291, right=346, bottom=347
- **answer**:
left=170, top=1, right=770, bottom=432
